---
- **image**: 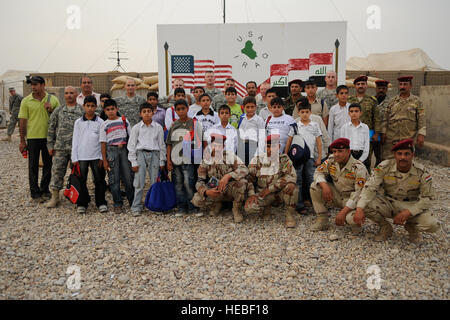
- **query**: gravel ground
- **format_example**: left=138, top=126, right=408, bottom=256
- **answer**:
left=0, top=130, right=448, bottom=300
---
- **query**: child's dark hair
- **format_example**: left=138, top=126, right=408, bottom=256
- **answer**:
left=103, top=99, right=117, bottom=108
left=174, top=87, right=186, bottom=96
left=218, top=104, right=231, bottom=114
left=336, top=85, right=349, bottom=94
left=266, top=88, right=277, bottom=95
left=140, top=102, right=154, bottom=113
left=193, top=86, right=205, bottom=93
left=297, top=97, right=311, bottom=111
left=199, top=93, right=211, bottom=101
left=174, top=99, right=188, bottom=108
left=100, top=93, right=111, bottom=100
left=147, top=91, right=158, bottom=99
left=270, top=97, right=284, bottom=107
left=225, top=87, right=237, bottom=95
left=349, top=103, right=362, bottom=111
left=243, top=96, right=256, bottom=106
left=83, top=95, right=97, bottom=106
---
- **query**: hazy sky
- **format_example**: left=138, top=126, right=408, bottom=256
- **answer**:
left=0, top=0, right=448, bottom=75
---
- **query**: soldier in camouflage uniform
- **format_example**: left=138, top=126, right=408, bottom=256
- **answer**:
left=310, top=138, right=369, bottom=234
left=317, top=71, right=338, bottom=109
left=204, top=71, right=222, bottom=99
left=115, top=78, right=146, bottom=127
left=380, top=75, right=426, bottom=160
left=212, top=78, right=243, bottom=111
left=283, top=79, right=303, bottom=116
left=46, top=86, right=84, bottom=208
left=354, top=139, right=440, bottom=244
left=2, top=88, right=22, bottom=141
left=191, top=133, right=249, bottom=222
left=373, top=80, right=391, bottom=165
left=348, top=75, right=380, bottom=171
left=244, top=134, right=298, bottom=228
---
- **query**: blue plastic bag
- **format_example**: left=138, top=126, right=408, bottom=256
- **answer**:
left=145, top=170, right=176, bottom=212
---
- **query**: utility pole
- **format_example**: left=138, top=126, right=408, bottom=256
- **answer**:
left=109, top=38, right=128, bottom=72
left=223, top=0, right=226, bottom=24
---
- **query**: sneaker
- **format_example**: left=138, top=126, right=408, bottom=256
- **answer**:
left=77, top=206, right=86, bottom=214
left=114, top=206, right=123, bottom=214
left=98, top=205, right=108, bottom=213
left=175, top=212, right=185, bottom=217
left=296, top=207, right=307, bottom=215
left=131, top=210, right=141, bottom=217
left=194, top=212, right=204, bottom=217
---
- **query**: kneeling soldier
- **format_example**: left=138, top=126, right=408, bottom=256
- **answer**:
left=354, top=139, right=440, bottom=244
left=191, top=133, right=249, bottom=222
left=244, top=134, right=298, bottom=228
left=310, top=138, right=369, bottom=234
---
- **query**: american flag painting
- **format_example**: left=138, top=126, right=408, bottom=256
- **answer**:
left=171, top=55, right=247, bottom=97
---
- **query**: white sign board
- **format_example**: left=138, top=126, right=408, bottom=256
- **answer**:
left=157, top=22, right=346, bottom=97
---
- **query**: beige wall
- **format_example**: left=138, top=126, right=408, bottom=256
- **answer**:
left=420, top=85, right=450, bottom=147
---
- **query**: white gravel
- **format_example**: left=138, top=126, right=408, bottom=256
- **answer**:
left=0, top=130, right=448, bottom=300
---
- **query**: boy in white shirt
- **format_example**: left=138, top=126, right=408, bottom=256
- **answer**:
left=187, top=86, right=206, bottom=118
left=71, top=95, right=107, bottom=214
left=237, top=96, right=265, bottom=165
left=258, top=88, right=278, bottom=121
left=205, top=105, right=238, bottom=154
left=192, top=94, right=219, bottom=134
left=328, top=85, right=351, bottom=141
left=342, top=103, right=370, bottom=164
left=285, top=97, right=322, bottom=214
left=128, top=102, right=166, bottom=216
left=265, top=97, right=295, bottom=154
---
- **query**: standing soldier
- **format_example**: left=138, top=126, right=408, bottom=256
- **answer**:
left=284, top=79, right=303, bottom=116
left=381, top=75, right=426, bottom=160
left=310, top=138, right=369, bottom=234
left=46, top=86, right=84, bottom=208
left=354, top=139, right=440, bottom=244
left=191, top=133, right=249, bottom=222
left=317, top=71, right=338, bottom=110
left=2, top=87, right=22, bottom=142
left=374, top=79, right=391, bottom=165
left=212, top=78, right=244, bottom=111
left=115, top=78, right=147, bottom=127
left=204, top=71, right=222, bottom=99
left=244, top=134, right=298, bottom=228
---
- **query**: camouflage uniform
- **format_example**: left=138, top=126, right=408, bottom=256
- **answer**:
left=245, top=153, right=298, bottom=226
left=7, top=94, right=22, bottom=136
left=374, top=97, right=390, bottom=165
left=310, top=155, right=368, bottom=230
left=317, top=87, right=338, bottom=109
left=212, top=93, right=243, bottom=111
left=204, top=87, right=222, bottom=99
left=115, top=95, right=146, bottom=127
left=191, top=150, right=249, bottom=209
left=47, top=104, right=84, bottom=190
left=381, top=94, right=426, bottom=160
left=283, top=95, right=302, bottom=116
left=356, top=159, right=439, bottom=240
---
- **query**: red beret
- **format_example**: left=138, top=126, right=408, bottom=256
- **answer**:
left=392, top=139, right=414, bottom=152
left=210, top=133, right=226, bottom=143
left=375, top=80, right=390, bottom=87
left=266, top=134, right=280, bottom=144
left=353, top=75, right=368, bottom=84
left=329, top=138, right=350, bottom=150
left=288, top=79, right=303, bottom=87
left=397, top=75, right=413, bottom=82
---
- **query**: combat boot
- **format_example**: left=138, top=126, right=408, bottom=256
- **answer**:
left=285, top=208, right=296, bottom=228
left=310, top=213, right=329, bottom=231
left=46, top=189, right=60, bottom=208
left=232, top=202, right=243, bottom=223
left=262, top=206, right=271, bottom=221
left=210, top=201, right=222, bottom=216
left=1, top=135, right=11, bottom=142
left=405, top=223, right=423, bottom=245
left=374, top=220, right=393, bottom=241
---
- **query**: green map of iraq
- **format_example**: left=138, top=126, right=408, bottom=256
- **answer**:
left=241, top=40, right=257, bottom=59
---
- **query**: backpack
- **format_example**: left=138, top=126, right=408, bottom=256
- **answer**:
left=237, top=113, right=246, bottom=129
left=287, top=123, right=311, bottom=168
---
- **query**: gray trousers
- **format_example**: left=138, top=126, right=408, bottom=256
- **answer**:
left=131, top=150, right=160, bottom=212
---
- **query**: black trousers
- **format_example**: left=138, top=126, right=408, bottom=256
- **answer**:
left=27, top=138, right=52, bottom=198
left=372, top=141, right=383, bottom=166
left=78, top=160, right=107, bottom=208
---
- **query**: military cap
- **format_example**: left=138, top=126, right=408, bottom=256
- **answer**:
left=288, top=79, right=303, bottom=87
left=329, top=138, right=350, bottom=150
left=266, top=134, right=280, bottom=144
left=375, top=80, right=390, bottom=87
left=8, top=87, right=15, bottom=91
left=304, top=78, right=316, bottom=86
left=353, top=75, right=368, bottom=84
left=173, top=99, right=188, bottom=107
left=392, top=139, right=414, bottom=152
left=397, top=75, right=413, bottom=82
left=30, top=76, right=45, bottom=84
left=210, top=133, right=226, bottom=143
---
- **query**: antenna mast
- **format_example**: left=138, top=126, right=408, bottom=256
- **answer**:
left=109, top=38, right=128, bottom=72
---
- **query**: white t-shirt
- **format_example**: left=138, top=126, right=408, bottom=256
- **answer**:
left=265, top=114, right=295, bottom=154
left=192, top=109, right=220, bottom=133
left=205, top=123, right=238, bottom=154
left=288, top=120, right=322, bottom=159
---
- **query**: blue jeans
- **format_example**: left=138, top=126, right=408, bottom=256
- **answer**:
left=172, top=164, right=195, bottom=210
left=295, top=158, right=315, bottom=211
left=131, top=150, right=160, bottom=212
left=107, top=145, right=134, bottom=207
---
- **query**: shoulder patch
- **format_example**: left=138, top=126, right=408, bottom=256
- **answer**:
left=425, top=175, right=432, bottom=182
left=356, top=177, right=366, bottom=187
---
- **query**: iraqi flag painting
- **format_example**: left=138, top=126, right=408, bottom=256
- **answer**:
left=288, top=59, right=309, bottom=82
left=308, top=53, right=334, bottom=87
left=270, top=64, right=288, bottom=97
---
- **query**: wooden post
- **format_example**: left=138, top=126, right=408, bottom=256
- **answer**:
left=164, top=42, right=169, bottom=96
